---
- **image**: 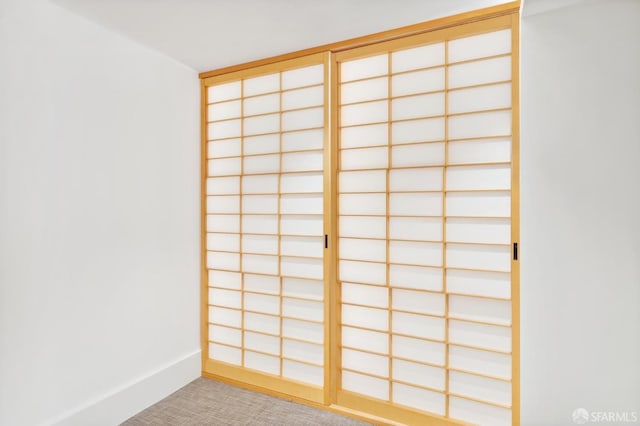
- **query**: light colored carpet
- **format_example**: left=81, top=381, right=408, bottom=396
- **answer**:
left=121, top=377, right=372, bottom=425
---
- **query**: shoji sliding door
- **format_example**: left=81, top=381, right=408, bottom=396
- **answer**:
left=335, top=15, right=518, bottom=426
left=202, top=53, right=330, bottom=403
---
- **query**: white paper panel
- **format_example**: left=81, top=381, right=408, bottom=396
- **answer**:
left=244, top=133, right=280, bottom=156
left=389, top=193, right=442, bottom=216
left=342, top=326, right=389, bottom=355
left=389, top=217, right=442, bottom=242
left=392, top=42, right=445, bottom=73
left=242, top=195, right=278, bottom=214
left=447, top=243, right=511, bottom=272
left=449, top=345, right=511, bottom=380
left=207, top=215, right=239, bottom=233
left=207, top=176, right=240, bottom=195
left=449, top=371, right=511, bottom=406
left=339, top=193, right=386, bottom=215
left=245, top=331, right=280, bottom=355
left=340, top=216, right=387, bottom=239
left=341, top=123, right=388, bottom=149
left=282, top=150, right=323, bottom=172
left=281, top=257, right=323, bottom=280
left=448, top=29, right=511, bottom=63
left=283, top=318, right=323, bottom=344
left=280, top=194, right=322, bottom=214
left=389, top=264, right=442, bottom=291
left=449, top=295, right=511, bottom=326
left=449, top=55, right=511, bottom=90
left=340, top=170, right=386, bottom=193
left=244, top=350, right=280, bottom=375
left=207, top=195, right=239, bottom=213
left=209, top=306, right=241, bottom=328
left=244, top=154, right=280, bottom=175
left=446, top=191, right=511, bottom=218
left=449, top=110, right=511, bottom=140
left=209, top=119, right=241, bottom=140
left=243, top=73, right=280, bottom=97
left=242, top=215, right=278, bottom=234
left=449, top=83, right=511, bottom=114
left=209, top=288, right=241, bottom=309
left=206, top=251, right=239, bottom=270
left=341, top=147, right=388, bottom=170
left=393, top=359, right=445, bottom=390
left=341, top=77, right=388, bottom=104
left=242, top=254, right=278, bottom=275
left=244, top=113, right=279, bottom=136
left=282, top=64, right=323, bottom=90
left=209, top=342, right=241, bottom=365
left=244, top=273, right=279, bottom=295
left=343, top=348, right=388, bottom=377
left=392, top=93, right=444, bottom=120
left=281, top=172, right=323, bottom=194
left=392, top=143, right=445, bottom=168
left=392, top=68, right=444, bottom=97
left=393, top=382, right=445, bottom=415
left=389, top=240, right=442, bottom=267
left=209, top=324, right=241, bottom=346
left=340, top=238, right=386, bottom=263
left=392, top=335, right=445, bottom=366
left=242, top=174, right=278, bottom=194
left=283, top=339, right=323, bottom=365
left=282, top=85, right=323, bottom=110
left=282, top=107, right=323, bottom=132
left=392, top=117, right=444, bottom=144
left=342, top=304, right=388, bottom=331
left=282, top=297, right=323, bottom=322
left=283, top=359, right=323, bottom=386
left=244, top=312, right=280, bottom=336
left=393, top=311, right=444, bottom=341
left=446, top=164, right=511, bottom=191
left=339, top=260, right=386, bottom=286
left=280, top=214, right=323, bottom=236
left=449, top=320, right=511, bottom=352
left=449, top=396, right=511, bottom=426
left=392, top=288, right=444, bottom=316
left=208, top=270, right=241, bottom=290
left=389, top=167, right=442, bottom=192
left=244, top=292, right=279, bottom=315
left=208, top=139, right=241, bottom=159
left=243, top=93, right=279, bottom=116
left=282, top=277, right=323, bottom=301
left=208, top=157, right=241, bottom=176
left=209, top=99, right=241, bottom=121
left=282, top=128, right=324, bottom=152
left=447, top=269, right=511, bottom=299
left=341, top=100, right=387, bottom=127
left=342, top=370, right=389, bottom=401
left=449, top=138, right=511, bottom=165
left=342, top=282, right=388, bottom=309
left=208, top=81, right=241, bottom=103
left=446, top=218, right=510, bottom=245
left=207, top=233, right=240, bottom=252
left=341, top=54, right=388, bottom=82
left=281, top=236, right=322, bottom=258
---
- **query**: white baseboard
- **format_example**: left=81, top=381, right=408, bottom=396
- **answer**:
left=48, top=350, right=201, bottom=426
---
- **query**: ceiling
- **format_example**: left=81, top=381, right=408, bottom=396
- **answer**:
left=51, top=0, right=519, bottom=72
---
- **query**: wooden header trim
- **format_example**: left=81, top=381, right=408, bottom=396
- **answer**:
left=198, top=1, right=520, bottom=80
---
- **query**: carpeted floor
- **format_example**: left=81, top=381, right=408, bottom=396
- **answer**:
left=122, top=377, right=372, bottom=425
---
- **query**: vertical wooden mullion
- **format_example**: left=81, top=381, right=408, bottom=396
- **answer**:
left=240, top=79, right=245, bottom=368
left=386, top=52, right=393, bottom=403
left=443, top=40, right=450, bottom=418
left=200, top=81, right=209, bottom=369
left=278, top=72, right=284, bottom=378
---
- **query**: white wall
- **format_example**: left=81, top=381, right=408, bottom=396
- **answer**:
left=0, top=1, right=200, bottom=425
left=521, top=0, right=640, bottom=424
